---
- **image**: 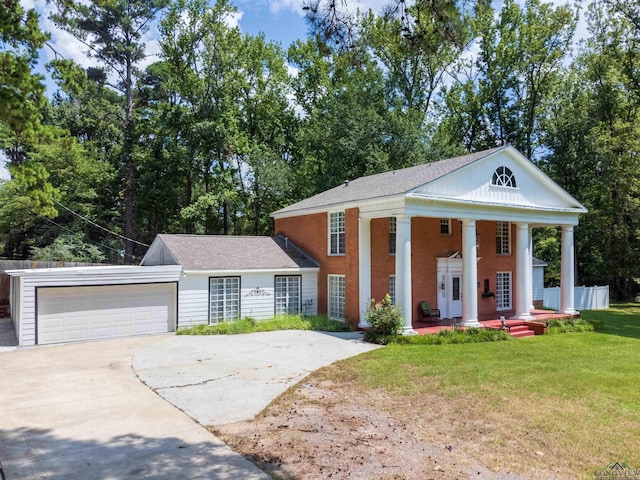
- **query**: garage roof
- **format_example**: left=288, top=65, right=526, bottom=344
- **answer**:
left=141, top=234, right=319, bottom=271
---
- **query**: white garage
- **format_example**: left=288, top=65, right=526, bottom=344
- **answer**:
left=7, top=265, right=181, bottom=346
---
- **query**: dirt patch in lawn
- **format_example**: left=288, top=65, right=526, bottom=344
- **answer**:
left=213, top=367, right=574, bottom=480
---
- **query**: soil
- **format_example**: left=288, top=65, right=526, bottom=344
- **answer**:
left=213, top=367, right=569, bottom=480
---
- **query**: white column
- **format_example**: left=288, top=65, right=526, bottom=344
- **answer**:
left=512, top=222, right=534, bottom=320
left=559, top=225, right=577, bottom=314
left=395, top=215, right=416, bottom=334
left=460, top=219, right=481, bottom=327
left=358, top=218, right=372, bottom=328
left=528, top=227, right=535, bottom=311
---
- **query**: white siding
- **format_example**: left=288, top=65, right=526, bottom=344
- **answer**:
left=8, top=266, right=181, bottom=346
left=10, top=275, right=21, bottom=344
left=414, top=151, right=580, bottom=210
left=532, top=266, right=545, bottom=301
left=301, top=271, right=318, bottom=316
left=177, top=273, right=210, bottom=328
left=178, top=269, right=319, bottom=328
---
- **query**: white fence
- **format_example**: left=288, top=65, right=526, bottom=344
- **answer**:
left=543, top=285, right=610, bottom=311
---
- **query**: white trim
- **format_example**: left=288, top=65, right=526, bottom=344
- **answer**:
left=6, top=265, right=182, bottom=278
left=496, top=271, right=512, bottom=311
left=328, top=274, right=346, bottom=321
left=496, top=221, right=511, bottom=255
left=328, top=211, right=346, bottom=256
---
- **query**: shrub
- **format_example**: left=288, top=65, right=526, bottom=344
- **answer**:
left=547, top=317, right=596, bottom=334
left=363, top=294, right=404, bottom=344
left=176, top=315, right=351, bottom=335
left=393, top=328, right=511, bottom=345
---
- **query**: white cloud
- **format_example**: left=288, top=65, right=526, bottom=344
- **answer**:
left=286, top=62, right=299, bottom=78
left=225, top=9, right=244, bottom=29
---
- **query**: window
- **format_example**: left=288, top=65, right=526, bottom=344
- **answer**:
left=275, top=276, right=301, bottom=315
left=389, top=217, right=396, bottom=255
left=389, top=275, right=396, bottom=305
left=440, top=218, right=450, bottom=235
left=209, top=277, right=240, bottom=324
left=452, top=276, right=461, bottom=301
left=496, top=272, right=512, bottom=310
left=329, top=212, right=345, bottom=255
left=492, top=166, right=517, bottom=188
left=496, top=221, right=511, bottom=255
left=328, top=275, right=346, bottom=320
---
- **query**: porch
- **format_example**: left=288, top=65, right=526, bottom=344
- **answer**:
left=412, top=309, right=580, bottom=336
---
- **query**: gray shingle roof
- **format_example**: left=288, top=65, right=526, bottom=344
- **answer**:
left=532, top=257, right=548, bottom=267
left=156, top=234, right=319, bottom=270
left=273, top=146, right=507, bottom=216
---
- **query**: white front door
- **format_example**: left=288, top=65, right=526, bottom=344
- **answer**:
left=451, top=275, right=462, bottom=318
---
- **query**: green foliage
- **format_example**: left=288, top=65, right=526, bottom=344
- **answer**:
left=177, top=315, right=351, bottom=335
left=363, top=294, right=404, bottom=344
left=0, top=0, right=48, bottom=134
left=546, top=317, right=597, bottom=334
left=30, top=233, right=106, bottom=263
left=392, top=327, right=511, bottom=345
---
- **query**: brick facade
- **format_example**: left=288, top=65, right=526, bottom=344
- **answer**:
left=276, top=212, right=517, bottom=328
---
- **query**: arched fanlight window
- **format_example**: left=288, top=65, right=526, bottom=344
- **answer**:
left=491, top=166, right=517, bottom=188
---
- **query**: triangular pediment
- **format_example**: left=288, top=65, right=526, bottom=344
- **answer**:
left=410, top=147, right=585, bottom=212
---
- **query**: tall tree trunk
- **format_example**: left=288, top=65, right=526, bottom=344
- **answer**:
left=185, top=155, right=194, bottom=234
left=123, top=56, right=136, bottom=263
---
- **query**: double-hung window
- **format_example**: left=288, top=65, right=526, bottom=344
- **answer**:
left=328, top=275, right=346, bottom=320
left=275, top=276, right=301, bottom=315
left=496, top=272, right=512, bottom=310
left=209, top=277, right=240, bottom=323
left=440, top=219, right=451, bottom=235
left=496, top=221, right=511, bottom=255
left=329, top=212, right=345, bottom=255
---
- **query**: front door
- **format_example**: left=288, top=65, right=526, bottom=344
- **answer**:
left=451, top=275, right=462, bottom=318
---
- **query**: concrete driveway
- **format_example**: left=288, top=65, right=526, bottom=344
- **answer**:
left=132, top=330, right=380, bottom=426
left=0, top=335, right=270, bottom=480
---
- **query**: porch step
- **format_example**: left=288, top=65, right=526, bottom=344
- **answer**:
left=508, top=324, right=535, bottom=338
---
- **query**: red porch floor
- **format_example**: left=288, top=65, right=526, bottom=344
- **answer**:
left=412, top=309, right=580, bottom=335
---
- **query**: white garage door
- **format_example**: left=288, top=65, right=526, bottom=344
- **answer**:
left=37, top=283, right=176, bottom=345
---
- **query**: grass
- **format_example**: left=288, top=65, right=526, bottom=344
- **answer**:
left=332, top=304, right=640, bottom=478
left=176, top=314, right=352, bottom=335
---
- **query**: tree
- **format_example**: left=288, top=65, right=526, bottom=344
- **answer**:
left=235, top=34, right=298, bottom=235
left=51, top=0, right=170, bottom=261
left=159, top=0, right=246, bottom=234
left=0, top=0, right=48, bottom=136
left=437, top=0, right=577, bottom=157
left=540, top=1, right=640, bottom=299
left=290, top=38, right=391, bottom=195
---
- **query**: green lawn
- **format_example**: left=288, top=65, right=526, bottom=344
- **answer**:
left=336, top=305, right=640, bottom=477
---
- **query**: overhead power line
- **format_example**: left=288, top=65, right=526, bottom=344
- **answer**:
left=41, top=216, right=142, bottom=261
left=54, top=201, right=150, bottom=247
